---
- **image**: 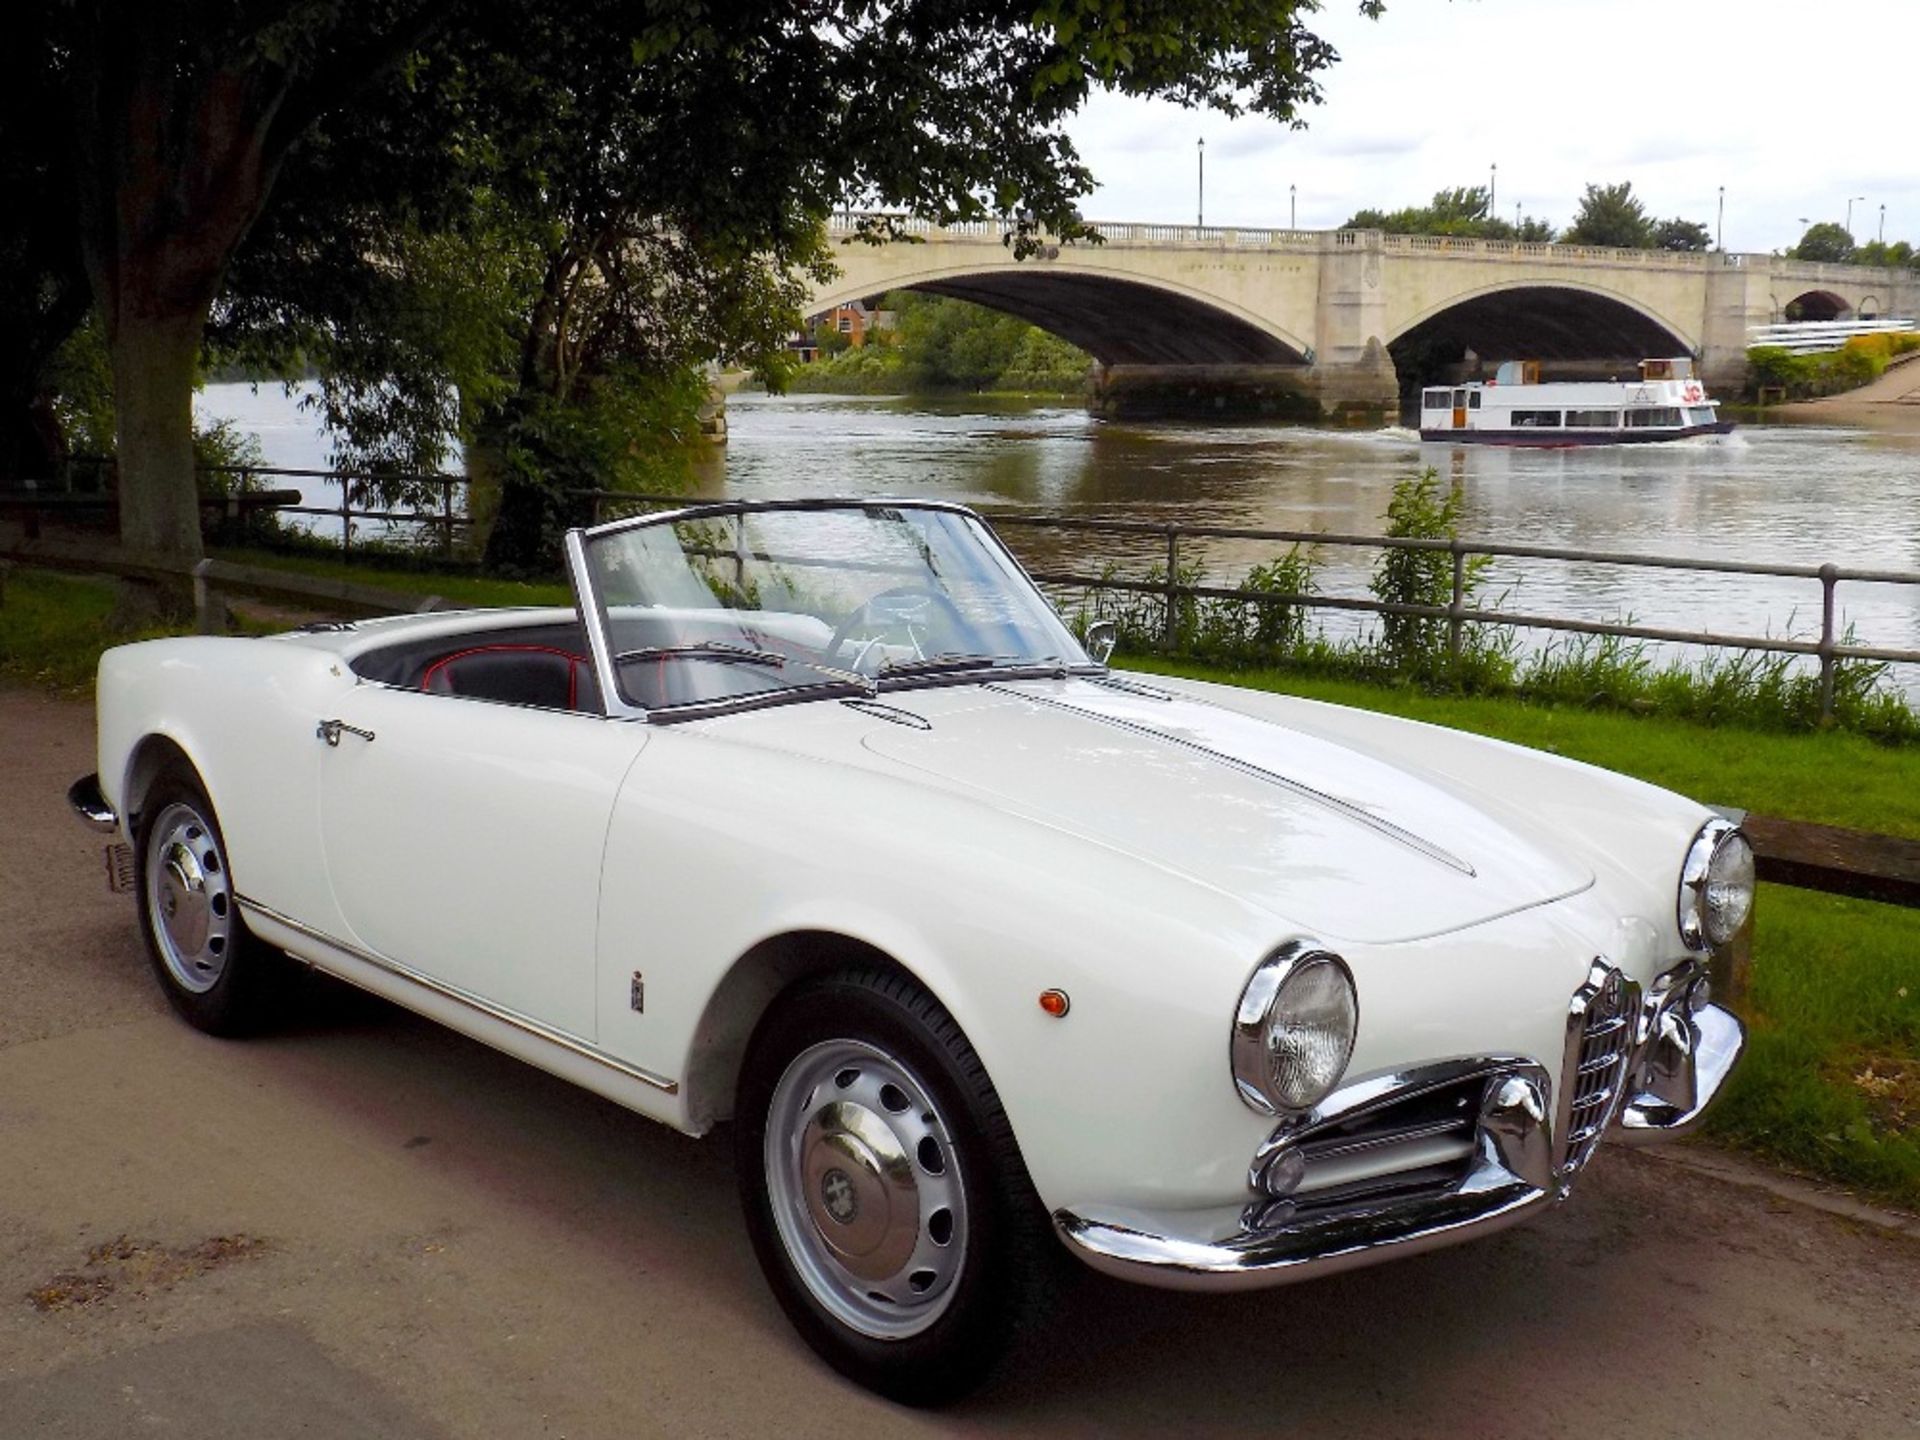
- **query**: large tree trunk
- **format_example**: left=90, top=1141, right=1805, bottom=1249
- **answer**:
left=109, top=308, right=208, bottom=558
left=65, top=5, right=451, bottom=574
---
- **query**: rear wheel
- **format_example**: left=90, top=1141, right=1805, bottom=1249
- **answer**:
left=134, top=765, right=285, bottom=1035
left=734, top=967, right=1054, bottom=1405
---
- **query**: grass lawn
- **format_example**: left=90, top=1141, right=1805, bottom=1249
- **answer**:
left=4, top=566, right=1914, bottom=1208
left=1129, top=657, right=1920, bottom=1210
left=216, top=546, right=571, bottom=610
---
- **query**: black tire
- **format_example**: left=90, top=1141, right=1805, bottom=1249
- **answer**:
left=133, top=763, right=285, bottom=1036
left=733, top=965, right=1056, bottom=1405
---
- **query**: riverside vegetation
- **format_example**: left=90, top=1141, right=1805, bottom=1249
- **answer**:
left=4, top=467, right=1917, bottom=1207
left=780, top=291, right=1092, bottom=397
left=1068, top=469, right=1920, bottom=743
left=1745, top=332, right=1920, bottom=402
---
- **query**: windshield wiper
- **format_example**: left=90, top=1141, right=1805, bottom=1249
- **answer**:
left=875, top=653, right=1079, bottom=689
left=615, top=641, right=788, bottom=668
left=874, top=653, right=1010, bottom=678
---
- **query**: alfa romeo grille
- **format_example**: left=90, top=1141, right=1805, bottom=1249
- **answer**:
left=1562, top=965, right=1635, bottom=1173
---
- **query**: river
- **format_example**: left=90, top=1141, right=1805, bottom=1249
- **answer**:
left=199, top=383, right=1920, bottom=687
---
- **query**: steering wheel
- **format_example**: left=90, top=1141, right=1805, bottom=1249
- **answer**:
left=826, top=586, right=970, bottom=666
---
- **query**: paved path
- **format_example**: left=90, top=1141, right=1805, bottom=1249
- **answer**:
left=2, top=686, right=1917, bottom=1438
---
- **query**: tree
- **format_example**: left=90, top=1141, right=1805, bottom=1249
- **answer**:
left=1791, top=223, right=1856, bottom=263
left=56, top=2, right=455, bottom=571
left=1855, top=239, right=1916, bottom=269
left=0, top=10, right=91, bottom=480
left=1344, top=187, right=1554, bottom=242
left=1651, top=218, right=1713, bottom=252
left=27, top=1, right=1387, bottom=577
left=1562, top=182, right=1653, bottom=249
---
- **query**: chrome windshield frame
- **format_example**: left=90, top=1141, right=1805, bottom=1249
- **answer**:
left=563, top=497, right=1099, bottom=724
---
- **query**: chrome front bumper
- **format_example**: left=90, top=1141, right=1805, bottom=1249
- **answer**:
left=1054, top=963, right=1745, bottom=1293
left=68, top=773, right=118, bottom=833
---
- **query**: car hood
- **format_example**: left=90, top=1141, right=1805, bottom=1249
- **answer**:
left=855, top=680, right=1593, bottom=944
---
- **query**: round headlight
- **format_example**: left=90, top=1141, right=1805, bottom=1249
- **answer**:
left=1679, top=820, right=1755, bottom=950
left=1231, top=943, right=1359, bottom=1115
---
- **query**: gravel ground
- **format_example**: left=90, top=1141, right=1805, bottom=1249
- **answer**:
left=2, top=684, right=1917, bottom=1438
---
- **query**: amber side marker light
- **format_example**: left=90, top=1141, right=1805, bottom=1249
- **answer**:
left=1038, top=989, right=1071, bottom=1018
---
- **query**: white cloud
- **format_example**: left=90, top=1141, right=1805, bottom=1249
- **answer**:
left=1066, top=0, right=1920, bottom=251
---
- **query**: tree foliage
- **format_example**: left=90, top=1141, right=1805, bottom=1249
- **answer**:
left=1651, top=218, right=1713, bottom=252
left=15, top=0, right=1387, bottom=571
left=1790, top=223, right=1856, bottom=263
left=1562, top=182, right=1652, bottom=248
left=1344, top=186, right=1554, bottom=241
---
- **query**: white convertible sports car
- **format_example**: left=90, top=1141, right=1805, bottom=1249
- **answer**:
left=70, top=499, right=1750, bottom=1402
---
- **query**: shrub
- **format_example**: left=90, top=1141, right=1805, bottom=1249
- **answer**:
left=1367, top=468, right=1499, bottom=680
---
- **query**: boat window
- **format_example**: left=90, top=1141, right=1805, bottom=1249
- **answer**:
left=1625, top=407, right=1683, bottom=427
left=1686, top=407, right=1716, bottom=426
left=1451, top=389, right=1467, bottom=408
left=1422, top=389, right=1450, bottom=410
left=1511, top=409, right=1562, bottom=427
left=1565, top=409, right=1620, bottom=427
left=1468, top=392, right=1482, bottom=410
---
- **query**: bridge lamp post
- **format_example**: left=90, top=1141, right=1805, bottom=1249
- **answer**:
left=1489, top=162, right=1497, bottom=218
left=1716, top=186, right=1724, bottom=251
left=1290, top=183, right=1296, bottom=229
left=1879, top=204, right=1886, bottom=245
left=1196, top=137, right=1205, bottom=228
left=1845, top=195, right=1864, bottom=237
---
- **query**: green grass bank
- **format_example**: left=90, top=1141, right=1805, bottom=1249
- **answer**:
left=1129, top=657, right=1920, bottom=1209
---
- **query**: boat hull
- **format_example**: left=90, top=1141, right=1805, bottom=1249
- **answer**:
left=1418, top=421, right=1736, bottom=448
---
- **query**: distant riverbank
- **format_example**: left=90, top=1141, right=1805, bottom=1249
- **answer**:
left=1775, top=350, right=1920, bottom=436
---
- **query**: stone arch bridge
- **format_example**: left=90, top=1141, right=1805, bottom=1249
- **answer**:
left=809, top=218, right=1918, bottom=419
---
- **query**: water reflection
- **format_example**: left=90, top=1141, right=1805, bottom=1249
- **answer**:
left=718, top=394, right=1920, bottom=689
left=197, top=382, right=1920, bottom=692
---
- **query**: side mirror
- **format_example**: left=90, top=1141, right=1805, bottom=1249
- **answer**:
left=1083, top=619, right=1117, bottom=666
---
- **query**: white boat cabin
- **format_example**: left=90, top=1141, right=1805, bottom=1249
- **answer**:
left=1419, top=358, right=1730, bottom=445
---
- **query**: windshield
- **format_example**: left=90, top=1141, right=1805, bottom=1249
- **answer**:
left=577, top=502, right=1092, bottom=715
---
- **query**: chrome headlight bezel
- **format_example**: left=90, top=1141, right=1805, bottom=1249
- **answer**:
left=1231, top=940, right=1359, bottom=1116
left=1678, top=818, right=1755, bottom=951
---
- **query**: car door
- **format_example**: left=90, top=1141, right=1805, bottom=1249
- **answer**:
left=316, top=684, right=650, bottom=1042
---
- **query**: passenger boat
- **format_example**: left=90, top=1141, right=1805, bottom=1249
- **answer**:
left=1418, top=358, right=1735, bottom=446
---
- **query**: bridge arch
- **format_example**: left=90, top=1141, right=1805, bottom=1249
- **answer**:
left=1389, top=280, right=1699, bottom=360
left=1780, top=289, right=1853, bottom=322
left=808, top=264, right=1312, bottom=366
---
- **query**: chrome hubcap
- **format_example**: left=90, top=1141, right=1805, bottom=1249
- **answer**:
left=145, top=802, right=232, bottom=995
left=765, top=1040, right=967, bottom=1339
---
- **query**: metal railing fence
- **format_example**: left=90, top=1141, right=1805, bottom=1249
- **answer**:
left=9, top=466, right=1920, bottom=722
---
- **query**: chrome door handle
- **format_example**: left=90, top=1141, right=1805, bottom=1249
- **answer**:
left=317, top=719, right=376, bottom=747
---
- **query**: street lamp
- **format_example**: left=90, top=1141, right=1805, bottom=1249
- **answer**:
left=1845, top=195, right=1865, bottom=236
left=1290, top=183, right=1296, bottom=229
left=1196, top=137, right=1205, bottom=228
left=1716, top=185, right=1724, bottom=251
left=1880, top=203, right=1886, bottom=245
left=1489, top=162, right=1497, bottom=217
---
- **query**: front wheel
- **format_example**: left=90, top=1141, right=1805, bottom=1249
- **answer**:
left=134, top=764, right=286, bottom=1036
left=734, top=967, right=1054, bottom=1405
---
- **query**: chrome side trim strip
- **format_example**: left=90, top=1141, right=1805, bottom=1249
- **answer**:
left=236, top=895, right=680, bottom=1096
left=996, top=686, right=1477, bottom=877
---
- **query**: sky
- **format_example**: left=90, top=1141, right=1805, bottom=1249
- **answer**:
left=1065, top=0, right=1918, bottom=253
